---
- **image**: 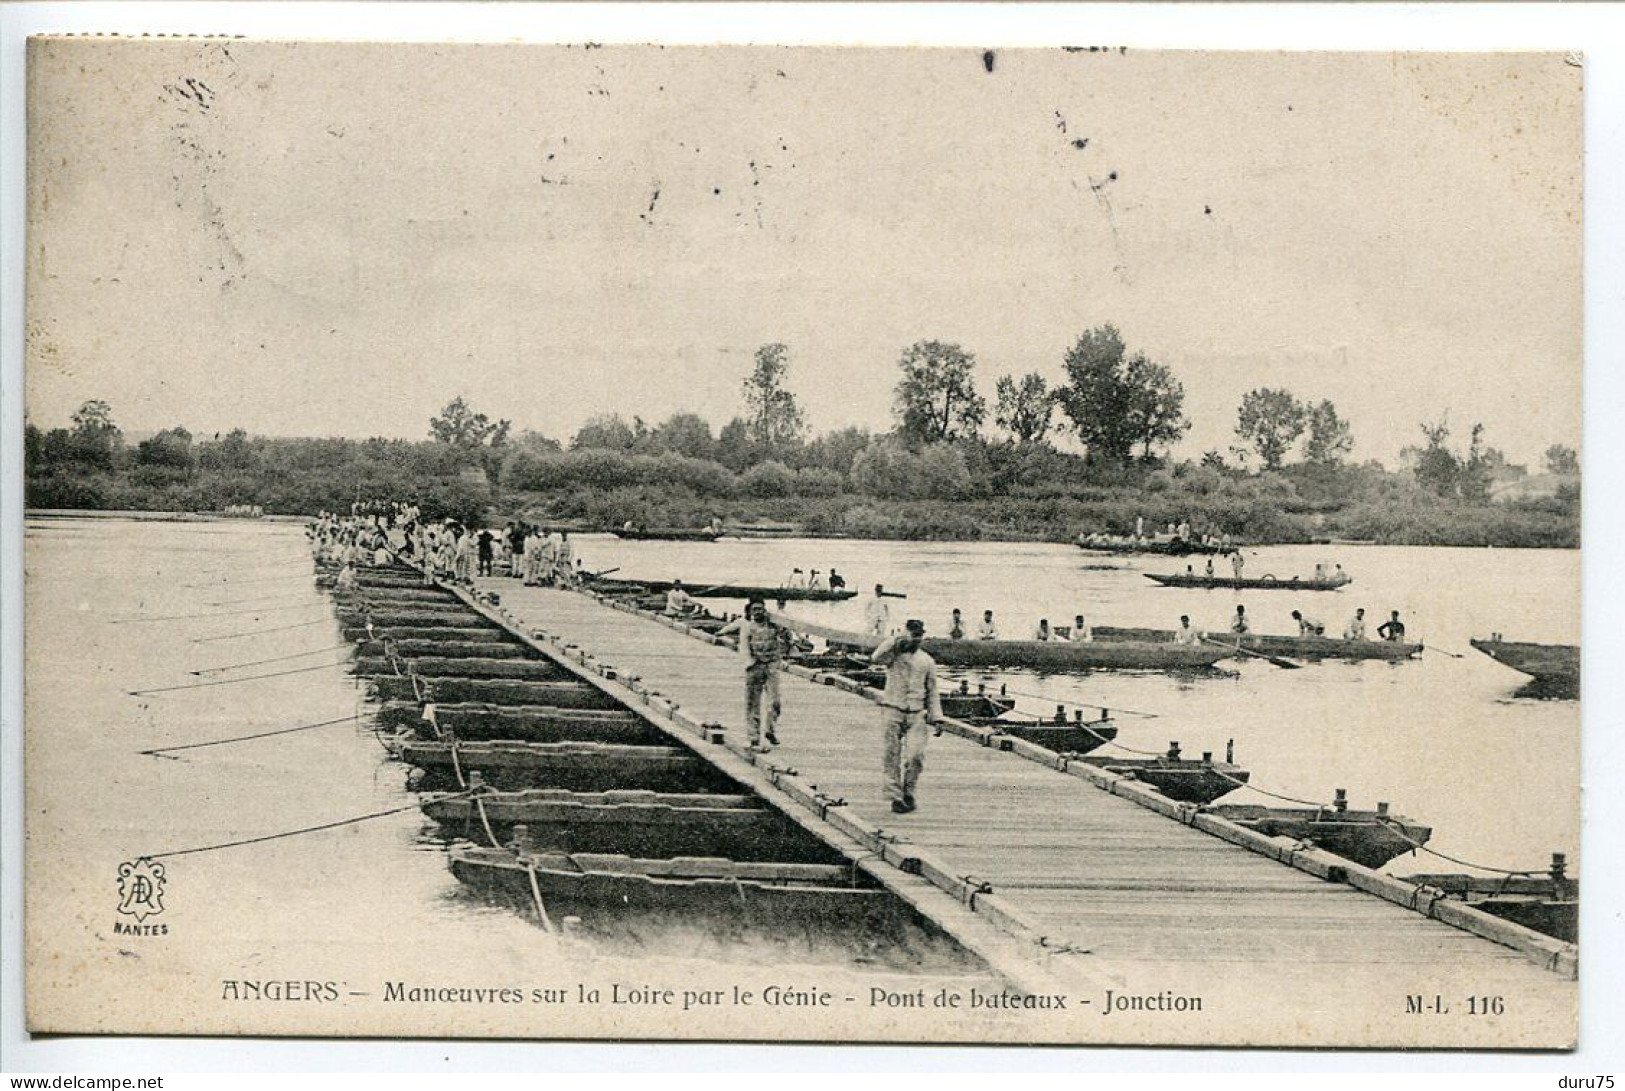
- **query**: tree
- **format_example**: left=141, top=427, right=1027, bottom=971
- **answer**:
left=713, top=417, right=758, bottom=472
left=1234, top=388, right=1306, bottom=471
left=571, top=414, right=637, bottom=451
left=429, top=396, right=510, bottom=450
left=72, top=399, right=118, bottom=439
left=1459, top=422, right=1493, bottom=503
left=894, top=341, right=986, bottom=445
left=994, top=373, right=1054, bottom=445
left=1545, top=444, right=1579, bottom=476
left=1302, top=400, right=1354, bottom=465
left=1054, top=325, right=1187, bottom=463
left=650, top=413, right=715, bottom=460
left=1413, top=417, right=1460, bottom=497
left=742, top=343, right=806, bottom=450
left=1123, top=355, right=1189, bottom=459
left=136, top=426, right=195, bottom=472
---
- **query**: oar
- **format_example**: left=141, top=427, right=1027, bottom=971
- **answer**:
left=1423, top=644, right=1465, bottom=659
left=1202, top=636, right=1301, bottom=670
left=584, top=567, right=621, bottom=580
left=878, top=586, right=908, bottom=599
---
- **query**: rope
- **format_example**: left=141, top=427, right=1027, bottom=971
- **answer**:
left=206, top=591, right=317, bottom=608
left=145, top=792, right=472, bottom=860
left=525, top=860, right=557, bottom=934
left=449, top=738, right=467, bottom=788
left=983, top=683, right=1160, bottom=719
left=113, top=601, right=328, bottom=624
left=1208, top=767, right=1329, bottom=808
left=474, top=793, right=502, bottom=848
left=190, top=642, right=354, bottom=675
left=191, top=618, right=332, bottom=644
left=1376, top=816, right=1545, bottom=877
left=128, top=656, right=353, bottom=696
left=138, top=713, right=366, bottom=756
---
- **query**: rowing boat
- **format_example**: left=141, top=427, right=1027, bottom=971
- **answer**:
left=422, top=787, right=828, bottom=862
left=1080, top=744, right=1249, bottom=805
left=770, top=613, right=1231, bottom=672
left=612, top=527, right=722, bottom=542
left=588, top=575, right=858, bottom=602
left=1203, top=802, right=1431, bottom=870
left=1076, top=535, right=1227, bottom=556
left=1469, top=637, right=1579, bottom=696
left=398, top=739, right=732, bottom=794
left=1092, top=625, right=1422, bottom=662
left=1145, top=572, right=1352, bottom=591
left=376, top=700, right=661, bottom=743
left=371, top=675, right=623, bottom=708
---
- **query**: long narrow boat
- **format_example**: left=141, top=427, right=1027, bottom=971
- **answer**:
left=1145, top=572, right=1352, bottom=592
left=1076, top=535, right=1227, bottom=556
left=398, top=739, right=735, bottom=794
left=588, top=575, right=858, bottom=603
left=377, top=700, right=660, bottom=743
left=1203, top=802, right=1431, bottom=870
left=1470, top=637, right=1579, bottom=697
left=372, top=676, right=623, bottom=708
left=1082, top=744, right=1250, bottom=805
left=354, top=655, right=573, bottom=683
left=1393, top=864, right=1577, bottom=943
left=356, top=639, right=531, bottom=660
left=771, top=613, right=1231, bottom=672
left=1092, top=624, right=1422, bottom=662
left=612, top=527, right=722, bottom=542
left=421, top=787, right=826, bottom=862
left=343, top=624, right=506, bottom=643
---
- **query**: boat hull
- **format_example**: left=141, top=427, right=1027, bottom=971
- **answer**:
left=372, top=676, right=622, bottom=708
left=1082, top=757, right=1249, bottom=805
left=1094, top=625, right=1421, bottom=662
left=1145, top=573, right=1352, bottom=592
left=1470, top=638, right=1579, bottom=696
left=378, top=701, right=663, bottom=743
left=1204, top=805, right=1431, bottom=870
left=398, top=739, right=733, bottom=794
left=590, top=577, right=857, bottom=603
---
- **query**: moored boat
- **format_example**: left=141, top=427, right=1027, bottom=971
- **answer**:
left=1205, top=794, right=1431, bottom=870
left=354, top=655, right=573, bottom=683
left=1076, top=535, right=1227, bottom=556
left=1145, top=572, right=1352, bottom=592
left=1092, top=625, right=1422, bottom=662
left=588, top=575, right=858, bottom=602
left=422, top=786, right=827, bottom=862
left=1082, top=742, right=1249, bottom=805
left=612, top=527, right=722, bottom=542
left=398, top=739, right=733, bottom=794
left=1470, top=636, right=1579, bottom=697
left=371, top=675, right=622, bottom=707
left=1395, top=854, right=1577, bottom=943
left=377, top=700, right=659, bottom=743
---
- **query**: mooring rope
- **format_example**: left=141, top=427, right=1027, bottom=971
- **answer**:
left=205, top=590, right=317, bottom=608
left=114, top=601, right=328, bottom=624
left=1376, top=816, right=1546, bottom=878
left=191, top=618, right=333, bottom=644
left=138, top=712, right=366, bottom=757
left=144, top=791, right=473, bottom=860
left=190, top=642, right=354, bottom=676
left=128, top=656, right=352, bottom=696
left=964, top=682, right=1160, bottom=720
left=524, top=860, right=557, bottom=934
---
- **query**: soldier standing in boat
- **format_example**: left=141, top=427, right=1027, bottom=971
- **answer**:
left=1175, top=615, right=1199, bottom=644
left=716, top=599, right=792, bottom=752
left=873, top=619, right=943, bottom=815
left=948, top=608, right=966, bottom=640
left=1378, top=610, right=1407, bottom=643
left=1231, top=604, right=1250, bottom=634
left=1230, top=549, right=1245, bottom=581
left=1291, top=609, right=1326, bottom=637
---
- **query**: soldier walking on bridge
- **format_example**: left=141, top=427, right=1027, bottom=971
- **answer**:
left=873, top=619, right=943, bottom=814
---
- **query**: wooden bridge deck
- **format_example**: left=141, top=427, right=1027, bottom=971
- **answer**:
left=476, top=580, right=1575, bottom=1031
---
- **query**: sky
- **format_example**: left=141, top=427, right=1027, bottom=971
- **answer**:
left=25, top=42, right=1582, bottom=468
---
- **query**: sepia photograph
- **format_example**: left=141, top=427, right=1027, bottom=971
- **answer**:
left=12, top=24, right=1597, bottom=1055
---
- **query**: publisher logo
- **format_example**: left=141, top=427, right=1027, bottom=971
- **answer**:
left=116, top=858, right=166, bottom=923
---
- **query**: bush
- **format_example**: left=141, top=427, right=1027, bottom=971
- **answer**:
left=740, top=460, right=797, bottom=498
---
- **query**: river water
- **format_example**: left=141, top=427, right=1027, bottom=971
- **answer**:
left=21, top=516, right=1579, bottom=1031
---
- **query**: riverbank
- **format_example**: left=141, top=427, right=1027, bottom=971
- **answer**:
left=499, top=489, right=1580, bottom=550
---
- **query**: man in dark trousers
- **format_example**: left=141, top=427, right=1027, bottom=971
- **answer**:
left=476, top=528, right=495, bottom=577
left=872, top=619, right=943, bottom=814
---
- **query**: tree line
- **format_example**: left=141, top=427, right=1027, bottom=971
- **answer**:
left=23, top=326, right=1579, bottom=546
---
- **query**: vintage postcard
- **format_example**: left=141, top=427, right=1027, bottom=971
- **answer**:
left=22, top=38, right=1582, bottom=1047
